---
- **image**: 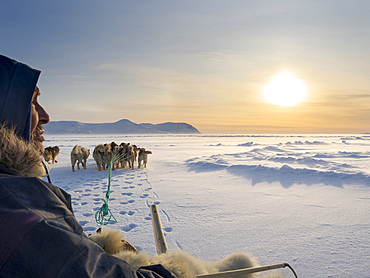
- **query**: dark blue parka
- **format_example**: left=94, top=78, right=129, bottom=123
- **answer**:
left=0, top=55, right=176, bottom=278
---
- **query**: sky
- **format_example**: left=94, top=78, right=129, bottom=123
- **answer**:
left=1, top=0, right=370, bottom=134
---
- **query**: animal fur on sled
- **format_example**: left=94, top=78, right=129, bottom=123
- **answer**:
left=89, top=228, right=287, bottom=278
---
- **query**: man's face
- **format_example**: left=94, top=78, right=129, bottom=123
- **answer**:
left=31, top=87, right=50, bottom=154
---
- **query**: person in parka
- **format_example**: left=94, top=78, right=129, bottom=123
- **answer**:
left=0, top=54, right=176, bottom=278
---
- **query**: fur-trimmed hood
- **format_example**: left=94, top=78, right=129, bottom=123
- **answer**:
left=0, top=124, right=48, bottom=178
left=0, top=54, right=40, bottom=142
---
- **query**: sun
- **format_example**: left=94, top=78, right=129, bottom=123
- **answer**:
left=263, top=72, right=307, bottom=106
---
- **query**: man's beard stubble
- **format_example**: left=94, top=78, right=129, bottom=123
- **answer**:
left=31, top=124, right=45, bottom=155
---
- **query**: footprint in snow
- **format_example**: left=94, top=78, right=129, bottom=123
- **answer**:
left=84, top=226, right=97, bottom=233
left=120, top=200, right=135, bottom=205
left=121, top=224, right=137, bottom=232
left=146, top=200, right=161, bottom=207
left=121, top=192, right=133, bottom=196
left=79, top=220, right=89, bottom=226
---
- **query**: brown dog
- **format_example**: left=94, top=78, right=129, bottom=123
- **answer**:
left=43, top=146, right=60, bottom=164
left=137, top=148, right=152, bottom=168
left=93, top=143, right=112, bottom=171
left=71, top=145, right=90, bottom=172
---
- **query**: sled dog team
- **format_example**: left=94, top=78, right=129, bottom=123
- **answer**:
left=43, top=141, right=152, bottom=172
left=92, top=141, right=152, bottom=171
left=72, top=141, right=152, bottom=172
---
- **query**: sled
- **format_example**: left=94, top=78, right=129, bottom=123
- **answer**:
left=150, top=205, right=298, bottom=278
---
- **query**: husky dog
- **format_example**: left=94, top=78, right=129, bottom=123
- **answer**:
left=113, top=144, right=124, bottom=169
left=132, top=145, right=139, bottom=167
left=126, top=144, right=138, bottom=169
left=110, top=142, right=123, bottom=170
left=43, top=146, right=60, bottom=164
left=88, top=228, right=286, bottom=278
left=116, top=142, right=132, bottom=169
left=110, top=141, right=118, bottom=152
left=71, top=145, right=90, bottom=172
left=43, top=148, right=53, bottom=163
left=93, top=143, right=112, bottom=170
left=138, top=148, right=152, bottom=168
left=93, top=144, right=106, bottom=171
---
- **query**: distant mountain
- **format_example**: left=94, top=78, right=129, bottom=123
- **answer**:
left=44, top=119, right=201, bottom=134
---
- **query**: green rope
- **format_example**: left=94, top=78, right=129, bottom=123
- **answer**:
left=94, top=196, right=117, bottom=225
left=94, top=150, right=126, bottom=226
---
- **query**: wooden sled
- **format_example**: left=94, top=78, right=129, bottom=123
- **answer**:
left=150, top=205, right=298, bottom=278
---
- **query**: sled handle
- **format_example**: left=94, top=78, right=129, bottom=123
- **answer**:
left=195, top=263, right=298, bottom=278
left=151, top=204, right=168, bottom=254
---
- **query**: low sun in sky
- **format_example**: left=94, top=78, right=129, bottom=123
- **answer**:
left=263, top=72, right=307, bottom=107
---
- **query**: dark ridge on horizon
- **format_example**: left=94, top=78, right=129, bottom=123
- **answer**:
left=44, top=119, right=201, bottom=134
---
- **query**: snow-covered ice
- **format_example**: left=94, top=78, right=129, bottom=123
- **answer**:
left=44, top=134, right=370, bottom=278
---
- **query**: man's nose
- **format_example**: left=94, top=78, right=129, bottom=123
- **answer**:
left=38, top=104, right=50, bottom=124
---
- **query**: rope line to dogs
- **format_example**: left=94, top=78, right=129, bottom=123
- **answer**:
left=94, top=150, right=126, bottom=226
left=41, top=160, right=52, bottom=183
left=48, top=147, right=136, bottom=225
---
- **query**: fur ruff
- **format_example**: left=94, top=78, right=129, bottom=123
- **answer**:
left=89, top=228, right=287, bottom=278
left=0, top=124, right=48, bottom=178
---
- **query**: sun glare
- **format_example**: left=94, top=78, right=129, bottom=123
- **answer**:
left=263, top=72, right=307, bottom=107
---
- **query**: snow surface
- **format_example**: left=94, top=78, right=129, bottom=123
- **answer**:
left=43, top=134, right=370, bottom=278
